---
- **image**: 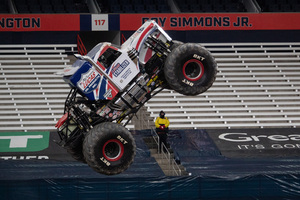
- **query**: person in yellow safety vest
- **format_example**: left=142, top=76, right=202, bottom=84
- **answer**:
left=155, top=110, right=170, bottom=153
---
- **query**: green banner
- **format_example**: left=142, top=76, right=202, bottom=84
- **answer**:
left=0, top=132, right=50, bottom=152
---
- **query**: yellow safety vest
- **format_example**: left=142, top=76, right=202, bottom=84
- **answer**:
left=155, top=117, right=170, bottom=128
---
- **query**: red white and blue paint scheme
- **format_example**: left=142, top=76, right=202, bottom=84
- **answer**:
left=60, top=20, right=170, bottom=101
left=56, top=20, right=217, bottom=176
left=62, top=43, right=139, bottom=101
left=121, top=20, right=171, bottom=64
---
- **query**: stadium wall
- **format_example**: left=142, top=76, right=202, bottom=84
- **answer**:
left=0, top=13, right=300, bottom=44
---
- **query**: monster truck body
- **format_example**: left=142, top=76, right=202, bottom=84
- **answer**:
left=55, top=20, right=217, bottom=175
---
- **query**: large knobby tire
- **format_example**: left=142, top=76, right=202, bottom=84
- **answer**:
left=164, top=43, right=217, bottom=96
left=162, top=40, right=184, bottom=90
left=65, top=133, right=86, bottom=163
left=83, top=122, right=136, bottom=175
left=171, top=40, right=184, bottom=50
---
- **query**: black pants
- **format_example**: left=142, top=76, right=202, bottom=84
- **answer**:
left=156, top=128, right=168, bottom=153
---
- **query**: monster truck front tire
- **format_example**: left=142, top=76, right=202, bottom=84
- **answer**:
left=164, top=43, right=217, bottom=96
left=162, top=40, right=184, bottom=90
left=83, top=122, right=136, bottom=175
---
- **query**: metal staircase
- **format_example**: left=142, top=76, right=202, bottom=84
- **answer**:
left=143, top=129, right=188, bottom=176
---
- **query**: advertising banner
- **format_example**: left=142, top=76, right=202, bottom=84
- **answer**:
left=0, top=131, right=72, bottom=161
left=208, top=128, right=300, bottom=158
left=0, top=13, right=300, bottom=32
left=0, top=14, right=80, bottom=31
left=120, top=13, right=300, bottom=31
left=1, top=13, right=300, bottom=32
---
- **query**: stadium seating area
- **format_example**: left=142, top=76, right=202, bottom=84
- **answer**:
left=0, top=0, right=10, bottom=13
left=1, top=43, right=300, bottom=132
left=0, top=44, right=75, bottom=131
left=1, top=0, right=300, bottom=13
left=98, top=0, right=171, bottom=13
left=257, top=0, right=300, bottom=12
left=146, top=42, right=300, bottom=129
left=14, top=0, right=89, bottom=13
left=175, top=0, right=246, bottom=13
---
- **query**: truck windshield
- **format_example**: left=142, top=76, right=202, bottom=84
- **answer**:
left=98, top=48, right=122, bottom=69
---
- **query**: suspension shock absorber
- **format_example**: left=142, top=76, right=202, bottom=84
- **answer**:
left=127, top=48, right=138, bottom=65
left=145, top=35, right=171, bottom=57
left=70, top=104, right=92, bottom=131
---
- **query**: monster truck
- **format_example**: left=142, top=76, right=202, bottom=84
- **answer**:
left=55, top=20, right=217, bottom=175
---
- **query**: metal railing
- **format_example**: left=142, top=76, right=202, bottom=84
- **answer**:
left=150, top=128, right=183, bottom=176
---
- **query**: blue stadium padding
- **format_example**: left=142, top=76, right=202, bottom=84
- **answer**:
left=1, top=129, right=300, bottom=199
left=1, top=175, right=300, bottom=199
left=168, top=129, right=300, bottom=180
left=168, top=129, right=221, bottom=157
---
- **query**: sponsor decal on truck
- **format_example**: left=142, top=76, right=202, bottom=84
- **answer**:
left=77, top=68, right=101, bottom=94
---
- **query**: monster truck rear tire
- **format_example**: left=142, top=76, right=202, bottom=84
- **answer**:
left=164, top=43, right=217, bottom=95
left=65, top=131, right=86, bottom=163
left=83, top=122, right=136, bottom=175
